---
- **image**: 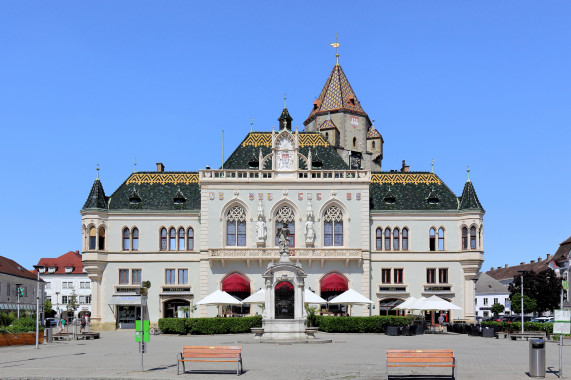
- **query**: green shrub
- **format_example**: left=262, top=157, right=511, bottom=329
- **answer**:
left=0, top=317, right=42, bottom=334
left=481, top=321, right=553, bottom=334
left=158, top=316, right=262, bottom=335
left=315, top=315, right=410, bottom=333
left=0, top=312, right=16, bottom=327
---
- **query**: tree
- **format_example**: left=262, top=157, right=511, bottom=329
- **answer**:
left=490, top=303, right=505, bottom=316
left=508, top=269, right=561, bottom=314
left=44, top=298, right=53, bottom=315
left=510, top=293, right=537, bottom=314
left=66, top=289, right=79, bottom=318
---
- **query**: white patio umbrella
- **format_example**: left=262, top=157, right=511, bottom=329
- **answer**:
left=304, top=289, right=327, bottom=304
left=241, top=289, right=265, bottom=304
left=393, top=297, right=418, bottom=310
left=196, top=290, right=243, bottom=306
left=408, top=295, right=462, bottom=327
left=329, top=289, right=373, bottom=305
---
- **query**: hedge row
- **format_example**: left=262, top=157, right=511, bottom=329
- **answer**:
left=480, top=321, right=553, bottom=333
left=315, top=315, right=411, bottom=333
left=158, top=316, right=262, bottom=335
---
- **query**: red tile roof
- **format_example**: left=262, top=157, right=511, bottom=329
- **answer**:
left=0, top=256, right=38, bottom=281
left=34, top=251, right=84, bottom=274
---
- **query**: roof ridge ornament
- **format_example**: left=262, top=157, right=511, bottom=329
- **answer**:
left=432, top=159, right=434, bottom=173
left=134, top=158, right=137, bottom=173
left=250, top=117, right=253, bottom=133
left=330, top=33, right=340, bottom=66
left=96, top=163, right=100, bottom=180
left=467, top=165, right=471, bottom=182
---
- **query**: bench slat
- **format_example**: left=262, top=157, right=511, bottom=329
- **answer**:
left=388, top=358, right=454, bottom=363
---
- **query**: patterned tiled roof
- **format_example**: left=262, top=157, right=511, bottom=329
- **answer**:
left=34, top=251, right=84, bottom=274
left=305, top=64, right=367, bottom=124
left=106, top=172, right=201, bottom=211
left=319, top=119, right=338, bottom=131
left=370, top=172, right=460, bottom=211
left=224, top=132, right=348, bottom=170
left=367, top=127, right=381, bottom=139
left=0, top=256, right=38, bottom=281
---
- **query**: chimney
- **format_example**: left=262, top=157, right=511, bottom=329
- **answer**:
left=520, top=262, right=525, bottom=265
left=156, top=163, right=165, bottom=172
left=505, top=264, right=508, bottom=268
left=547, top=254, right=551, bottom=259
left=75, top=250, right=79, bottom=255
left=401, top=160, right=410, bottom=173
left=530, top=260, right=535, bottom=263
left=490, top=267, right=494, bottom=270
left=538, top=257, right=542, bottom=262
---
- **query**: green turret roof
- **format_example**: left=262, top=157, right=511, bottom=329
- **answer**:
left=458, top=180, right=484, bottom=211
left=82, top=180, right=108, bottom=210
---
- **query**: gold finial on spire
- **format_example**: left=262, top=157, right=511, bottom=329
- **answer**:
left=431, top=159, right=434, bottom=173
left=96, top=163, right=100, bottom=180
left=467, top=165, right=471, bottom=181
left=134, top=158, right=137, bottom=173
left=250, top=117, right=253, bottom=132
left=330, top=33, right=340, bottom=65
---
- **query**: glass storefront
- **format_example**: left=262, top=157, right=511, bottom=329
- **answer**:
left=117, top=305, right=141, bottom=329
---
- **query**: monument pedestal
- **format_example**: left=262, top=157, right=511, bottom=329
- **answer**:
left=260, top=318, right=308, bottom=341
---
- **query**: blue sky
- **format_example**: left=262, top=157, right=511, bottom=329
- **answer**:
left=0, top=2, right=569, bottom=271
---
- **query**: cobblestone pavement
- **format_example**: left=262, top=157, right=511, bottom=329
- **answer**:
left=0, top=331, right=569, bottom=379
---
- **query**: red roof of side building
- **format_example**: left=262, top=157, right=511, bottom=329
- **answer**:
left=33, top=251, right=84, bottom=274
left=0, top=256, right=38, bottom=281
left=486, top=256, right=552, bottom=282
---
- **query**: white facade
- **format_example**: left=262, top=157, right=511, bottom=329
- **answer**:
left=40, top=271, right=92, bottom=320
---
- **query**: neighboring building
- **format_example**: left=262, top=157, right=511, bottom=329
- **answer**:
left=486, top=254, right=554, bottom=286
left=34, top=251, right=92, bottom=321
left=82, top=55, right=485, bottom=330
left=474, top=272, right=510, bottom=319
left=0, top=256, right=44, bottom=316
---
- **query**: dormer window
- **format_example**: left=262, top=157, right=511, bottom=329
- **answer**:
left=65, top=267, right=74, bottom=273
left=38, top=267, right=46, bottom=274
left=173, top=190, right=186, bottom=205
left=48, top=267, right=56, bottom=274
left=248, top=160, right=259, bottom=169
left=129, top=188, right=141, bottom=205
left=384, top=196, right=396, bottom=204
left=427, top=196, right=439, bottom=204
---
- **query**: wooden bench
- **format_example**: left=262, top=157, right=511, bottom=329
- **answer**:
left=510, top=331, right=546, bottom=341
left=386, top=349, right=455, bottom=379
left=177, top=345, right=243, bottom=376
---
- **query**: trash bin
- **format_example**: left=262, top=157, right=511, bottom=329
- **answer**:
left=529, top=338, right=545, bottom=378
left=45, top=327, right=53, bottom=343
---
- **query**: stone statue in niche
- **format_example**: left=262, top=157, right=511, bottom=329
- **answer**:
left=305, top=198, right=315, bottom=245
left=276, top=223, right=291, bottom=261
left=255, top=199, right=267, bottom=246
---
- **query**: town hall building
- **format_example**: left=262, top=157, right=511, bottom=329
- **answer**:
left=81, top=54, right=485, bottom=330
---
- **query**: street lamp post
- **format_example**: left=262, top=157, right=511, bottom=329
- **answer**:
left=15, top=283, right=22, bottom=319
left=55, top=291, right=60, bottom=327
left=517, top=270, right=524, bottom=334
left=33, top=265, right=41, bottom=349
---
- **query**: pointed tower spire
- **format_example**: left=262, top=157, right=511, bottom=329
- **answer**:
left=83, top=176, right=107, bottom=210
left=278, top=95, right=293, bottom=131
left=459, top=173, right=484, bottom=211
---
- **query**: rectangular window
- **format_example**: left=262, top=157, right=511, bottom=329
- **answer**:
left=426, top=268, right=436, bottom=284
left=381, top=269, right=391, bottom=284
left=45, top=282, right=51, bottom=289
left=324, top=221, right=333, bottom=246
left=438, top=268, right=448, bottom=284
left=165, top=269, right=176, bottom=285
left=79, top=296, right=85, bottom=303
left=394, top=269, right=403, bottom=284
left=132, top=269, right=142, bottom=285
left=178, top=269, right=188, bottom=285
left=62, top=282, right=68, bottom=289
left=119, top=269, right=129, bottom=284
left=62, top=296, right=69, bottom=304
left=237, top=221, right=247, bottom=246
left=86, top=296, right=91, bottom=304
left=483, top=297, right=488, bottom=306
left=493, top=297, right=499, bottom=305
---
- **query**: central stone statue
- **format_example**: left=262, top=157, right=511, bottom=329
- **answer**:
left=276, top=223, right=290, bottom=261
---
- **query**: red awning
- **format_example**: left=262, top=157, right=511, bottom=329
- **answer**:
left=276, top=281, right=294, bottom=290
left=320, top=273, right=348, bottom=292
left=222, top=273, right=250, bottom=292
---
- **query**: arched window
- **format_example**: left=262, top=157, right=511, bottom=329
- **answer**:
left=169, top=228, right=176, bottom=250
left=479, top=226, right=483, bottom=248
left=372, top=141, right=376, bottom=149
left=402, top=228, right=408, bottom=250
left=462, top=227, right=468, bottom=250
left=89, top=227, right=96, bottom=250
left=187, top=227, right=194, bottom=251
left=98, top=227, right=105, bottom=250
left=275, top=205, right=295, bottom=247
left=429, top=228, right=436, bottom=251
left=325, top=132, right=329, bottom=141
left=132, top=228, right=139, bottom=251
left=376, top=228, right=382, bottom=250
left=227, top=206, right=247, bottom=246
left=324, top=206, right=343, bottom=246
left=160, top=228, right=167, bottom=251
left=178, top=228, right=185, bottom=251
left=438, top=228, right=444, bottom=251
left=393, top=228, right=400, bottom=251
left=353, top=137, right=357, bottom=148
left=470, top=226, right=477, bottom=249
left=384, top=228, right=391, bottom=250
left=122, top=228, right=130, bottom=251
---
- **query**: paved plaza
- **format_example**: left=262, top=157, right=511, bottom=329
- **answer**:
left=0, top=331, right=569, bottom=379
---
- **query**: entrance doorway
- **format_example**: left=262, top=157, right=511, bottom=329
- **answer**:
left=274, top=282, right=294, bottom=319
